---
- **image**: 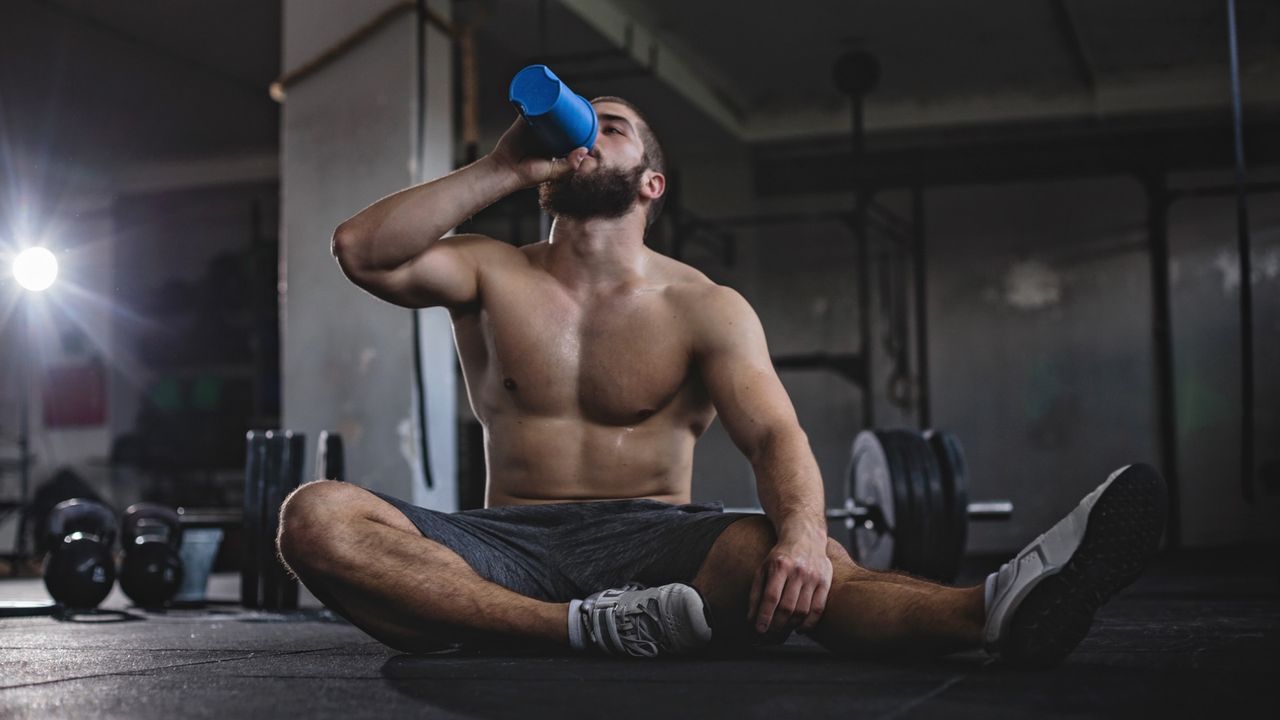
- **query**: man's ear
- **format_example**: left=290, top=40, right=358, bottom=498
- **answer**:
left=641, top=170, right=666, bottom=201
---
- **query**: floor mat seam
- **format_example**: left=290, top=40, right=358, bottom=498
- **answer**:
left=0, top=644, right=365, bottom=691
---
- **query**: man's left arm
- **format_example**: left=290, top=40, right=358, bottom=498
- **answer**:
left=689, top=286, right=833, bottom=635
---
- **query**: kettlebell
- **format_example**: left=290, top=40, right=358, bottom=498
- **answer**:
left=509, top=64, right=598, bottom=157
left=43, top=499, right=118, bottom=609
left=119, top=503, right=184, bottom=608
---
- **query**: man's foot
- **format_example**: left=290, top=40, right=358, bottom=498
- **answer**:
left=984, top=463, right=1168, bottom=668
left=576, top=583, right=712, bottom=658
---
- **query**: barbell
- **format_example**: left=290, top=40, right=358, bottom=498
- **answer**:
left=728, top=428, right=1012, bottom=583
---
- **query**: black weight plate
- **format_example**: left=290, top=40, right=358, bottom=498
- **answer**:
left=911, top=430, right=949, bottom=581
left=318, top=430, right=346, bottom=482
left=260, top=431, right=283, bottom=610
left=848, top=431, right=896, bottom=571
left=242, top=431, right=266, bottom=608
left=884, top=430, right=933, bottom=578
left=878, top=431, right=920, bottom=574
left=889, top=431, right=925, bottom=577
left=924, top=429, right=969, bottom=582
left=926, top=425, right=962, bottom=571
left=882, top=432, right=915, bottom=572
left=873, top=432, right=910, bottom=572
left=906, top=430, right=946, bottom=580
left=276, top=431, right=307, bottom=610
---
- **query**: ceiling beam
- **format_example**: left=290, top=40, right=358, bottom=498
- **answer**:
left=555, top=0, right=746, bottom=138
left=752, top=119, right=1280, bottom=194
left=25, top=0, right=267, bottom=98
left=1050, top=0, right=1098, bottom=95
left=742, top=63, right=1280, bottom=143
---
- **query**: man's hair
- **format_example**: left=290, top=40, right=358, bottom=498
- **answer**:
left=590, top=96, right=667, bottom=232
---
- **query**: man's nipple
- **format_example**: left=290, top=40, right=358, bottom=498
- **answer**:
left=503, top=377, right=518, bottom=391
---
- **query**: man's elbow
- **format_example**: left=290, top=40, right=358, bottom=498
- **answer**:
left=330, top=222, right=360, bottom=262
left=331, top=222, right=373, bottom=281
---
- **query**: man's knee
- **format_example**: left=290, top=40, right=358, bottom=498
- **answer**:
left=826, top=536, right=853, bottom=567
left=277, top=480, right=362, bottom=571
left=695, top=517, right=860, bottom=593
left=826, top=536, right=871, bottom=584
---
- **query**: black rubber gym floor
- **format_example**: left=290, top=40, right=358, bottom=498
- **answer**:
left=1, top=547, right=1275, bottom=719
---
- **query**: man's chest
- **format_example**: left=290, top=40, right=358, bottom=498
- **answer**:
left=457, top=276, right=701, bottom=424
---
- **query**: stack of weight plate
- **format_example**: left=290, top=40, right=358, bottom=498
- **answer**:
left=847, top=429, right=970, bottom=583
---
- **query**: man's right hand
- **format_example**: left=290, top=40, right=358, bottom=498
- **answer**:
left=489, top=116, right=590, bottom=188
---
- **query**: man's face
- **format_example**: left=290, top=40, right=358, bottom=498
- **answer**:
left=538, top=103, right=651, bottom=222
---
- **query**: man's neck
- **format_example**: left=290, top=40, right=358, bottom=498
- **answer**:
left=544, top=214, right=649, bottom=289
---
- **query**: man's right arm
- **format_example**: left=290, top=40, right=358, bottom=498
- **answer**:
left=331, top=117, right=589, bottom=309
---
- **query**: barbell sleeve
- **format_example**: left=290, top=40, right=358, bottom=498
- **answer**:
left=967, top=501, right=1014, bottom=520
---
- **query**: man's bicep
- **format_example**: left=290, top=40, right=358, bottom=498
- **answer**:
left=383, top=233, right=492, bottom=309
left=696, top=290, right=802, bottom=458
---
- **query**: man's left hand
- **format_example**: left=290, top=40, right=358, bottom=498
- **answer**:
left=747, top=534, right=833, bottom=635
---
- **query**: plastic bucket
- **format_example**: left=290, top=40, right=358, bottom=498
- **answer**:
left=173, top=527, right=224, bottom=603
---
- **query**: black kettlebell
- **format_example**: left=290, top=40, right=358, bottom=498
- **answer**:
left=119, top=503, right=184, bottom=608
left=43, top=499, right=118, bottom=609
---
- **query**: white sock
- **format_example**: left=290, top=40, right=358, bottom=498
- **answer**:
left=984, top=571, right=998, bottom=612
left=567, top=599, right=586, bottom=650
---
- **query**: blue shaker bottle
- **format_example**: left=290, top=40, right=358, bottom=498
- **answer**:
left=508, top=65, right=598, bottom=158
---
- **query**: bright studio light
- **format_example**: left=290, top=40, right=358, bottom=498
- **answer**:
left=11, top=247, right=59, bottom=292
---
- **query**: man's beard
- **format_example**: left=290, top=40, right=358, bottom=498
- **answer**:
left=538, top=162, right=646, bottom=221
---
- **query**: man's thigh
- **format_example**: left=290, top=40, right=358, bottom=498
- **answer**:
left=690, top=516, right=856, bottom=647
left=550, top=500, right=749, bottom=599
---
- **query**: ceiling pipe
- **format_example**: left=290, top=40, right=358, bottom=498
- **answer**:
left=270, top=1, right=455, bottom=103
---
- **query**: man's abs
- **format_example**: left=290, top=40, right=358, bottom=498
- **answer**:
left=482, top=413, right=701, bottom=506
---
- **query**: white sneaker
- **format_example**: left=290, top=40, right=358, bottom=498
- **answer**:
left=984, top=464, right=1167, bottom=668
left=579, top=583, right=712, bottom=658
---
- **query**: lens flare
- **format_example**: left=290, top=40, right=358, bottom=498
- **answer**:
left=12, top=247, right=58, bottom=292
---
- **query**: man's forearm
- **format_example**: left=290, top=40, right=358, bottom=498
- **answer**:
left=752, top=431, right=827, bottom=542
left=333, top=155, right=523, bottom=273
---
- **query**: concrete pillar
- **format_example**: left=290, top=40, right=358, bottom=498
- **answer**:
left=280, top=0, right=456, bottom=508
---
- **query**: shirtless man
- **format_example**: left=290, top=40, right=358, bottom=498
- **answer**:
left=276, top=97, right=1168, bottom=665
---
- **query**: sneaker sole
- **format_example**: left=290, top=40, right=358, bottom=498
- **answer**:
left=1001, top=464, right=1168, bottom=668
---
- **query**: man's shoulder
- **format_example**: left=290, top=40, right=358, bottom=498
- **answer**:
left=443, top=235, right=546, bottom=287
left=446, top=233, right=527, bottom=261
left=663, top=274, right=755, bottom=331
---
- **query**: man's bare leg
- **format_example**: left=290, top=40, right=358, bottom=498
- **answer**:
left=276, top=481, right=569, bottom=652
left=691, top=516, right=984, bottom=656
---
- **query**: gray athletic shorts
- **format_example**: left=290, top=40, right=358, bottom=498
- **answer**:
left=371, top=491, right=755, bottom=603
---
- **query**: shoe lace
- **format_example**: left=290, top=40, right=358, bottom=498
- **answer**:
left=613, top=597, right=662, bottom=658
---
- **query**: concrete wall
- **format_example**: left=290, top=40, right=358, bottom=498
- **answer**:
left=1166, top=174, right=1280, bottom=546
left=280, top=0, right=456, bottom=508
left=676, top=167, right=1279, bottom=553
left=924, top=177, right=1158, bottom=552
